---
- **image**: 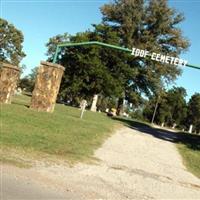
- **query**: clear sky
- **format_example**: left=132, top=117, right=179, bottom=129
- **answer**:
left=1, top=0, right=200, bottom=101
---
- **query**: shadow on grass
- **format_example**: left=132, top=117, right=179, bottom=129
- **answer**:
left=112, top=117, right=200, bottom=151
left=11, top=101, right=30, bottom=108
left=11, top=93, right=32, bottom=107
left=23, top=92, right=32, bottom=97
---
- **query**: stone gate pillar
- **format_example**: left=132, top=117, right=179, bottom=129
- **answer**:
left=0, top=62, right=20, bottom=104
left=30, top=61, right=64, bottom=112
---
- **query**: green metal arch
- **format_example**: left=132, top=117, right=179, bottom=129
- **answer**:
left=53, top=41, right=200, bottom=70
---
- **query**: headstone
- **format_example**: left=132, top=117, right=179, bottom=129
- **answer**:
left=172, top=123, right=176, bottom=129
left=0, top=62, right=20, bottom=104
left=30, top=61, right=64, bottom=112
left=189, top=124, right=193, bottom=133
left=90, top=94, right=98, bottom=112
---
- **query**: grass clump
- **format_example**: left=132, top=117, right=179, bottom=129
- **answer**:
left=176, top=134, right=200, bottom=178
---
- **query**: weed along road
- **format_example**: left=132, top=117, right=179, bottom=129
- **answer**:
left=1, top=125, right=200, bottom=199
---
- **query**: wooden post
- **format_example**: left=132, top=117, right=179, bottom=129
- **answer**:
left=80, top=100, right=87, bottom=119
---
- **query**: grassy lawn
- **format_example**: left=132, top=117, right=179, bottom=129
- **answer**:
left=176, top=135, right=200, bottom=178
left=0, top=94, right=118, bottom=165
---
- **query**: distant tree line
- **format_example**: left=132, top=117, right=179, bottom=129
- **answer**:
left=143, top=87, right=200, bottom=133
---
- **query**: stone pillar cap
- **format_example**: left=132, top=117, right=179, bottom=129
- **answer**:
left=41, top=61, right=65, bottom=71
left=0, top=62, right=20, bottom=71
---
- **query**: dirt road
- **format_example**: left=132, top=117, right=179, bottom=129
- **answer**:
left=1, top=126, right=200, bottom=199
left=1, top=170, right=70, bottom=199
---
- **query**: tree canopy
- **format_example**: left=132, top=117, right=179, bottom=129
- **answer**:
left=45, top=0, right=189, bottom=108
left=100, top=0, right=189, bottom=94
left=0, top=18, right=25, bottom=65
left=186, top=93, right=200, bottom=133
left=46, top=32, right=129, bottom=105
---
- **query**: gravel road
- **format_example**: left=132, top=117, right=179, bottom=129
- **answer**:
left=1, top=126, right=200, bottom=199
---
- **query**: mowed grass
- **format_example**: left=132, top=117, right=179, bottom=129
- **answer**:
left=176, top=135, right=200, bottom=178
left=0, top=94, right=118, bottom=164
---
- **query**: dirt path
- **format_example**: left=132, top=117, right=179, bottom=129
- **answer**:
left=1, top=126, right=200, bottom=199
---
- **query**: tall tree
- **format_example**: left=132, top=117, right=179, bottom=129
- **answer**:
left=100, top=0, right=189, bottom=111
left=186, top=93, right=200, bottom=133
left=0, top=18, right=25, bottom=65
left=19, top=66, right=38, bottom=92
left=143, top=87, right=187, bottom=128
left=46, top=32, right=127, bottom=106
left=46, top=0, right=189, bottom=110
left=166, top=87, right=187, bottom=127
left=91, top=23, right=139, bottom=114
left=46, top=33, right=70, bottom=62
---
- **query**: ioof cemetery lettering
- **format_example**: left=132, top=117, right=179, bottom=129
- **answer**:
left=131, top=47, right=188, bottom=66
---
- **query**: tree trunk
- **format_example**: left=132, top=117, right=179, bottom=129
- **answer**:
left=116, top=97, right=124, bottom=116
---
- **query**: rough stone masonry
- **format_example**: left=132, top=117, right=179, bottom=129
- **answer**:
left=0, top=62, right=20, bottom=104
left=30, top=61, right=64, bottom=112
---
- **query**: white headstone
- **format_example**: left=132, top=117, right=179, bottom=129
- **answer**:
left=189, top=124, right=193, bottom=133
left=90, top=94, right=98, bottom=112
